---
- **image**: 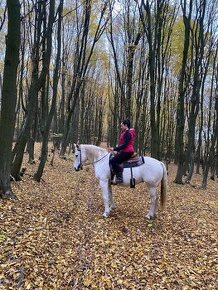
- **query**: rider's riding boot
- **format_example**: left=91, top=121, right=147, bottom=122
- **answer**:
left=111, top=171, right=115, bottom=182
left=116, top=172, right=123, bottom=184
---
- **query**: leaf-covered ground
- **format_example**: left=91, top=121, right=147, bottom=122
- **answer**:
left=0, top=146, right=217, bottom=289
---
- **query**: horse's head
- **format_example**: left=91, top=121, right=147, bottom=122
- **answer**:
left=73, top=144, right=84, bottom=171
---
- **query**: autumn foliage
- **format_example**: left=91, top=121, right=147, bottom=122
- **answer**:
left=0, top=147, right=217, bottom=289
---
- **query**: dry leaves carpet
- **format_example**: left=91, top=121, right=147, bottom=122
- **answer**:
left=0, top=147, right=217, bottom=290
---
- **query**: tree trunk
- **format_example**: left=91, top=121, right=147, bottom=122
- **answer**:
left=174, top=0, right=192, bottom=184
left=34, top=0, right=63, bottom=182
left=0, top=0, right=20, bottom=198
left=60, top=0, right=109, bottom=155
left=185, top=1, right=206, bottom=183
left=11, top=0, right=54, bottom=180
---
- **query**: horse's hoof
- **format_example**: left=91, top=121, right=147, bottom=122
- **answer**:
left=146, top=213, right=156, bottom=220
left=103, top=212, right=109, bottom=218
left=111, top=180, right=117, bottom=185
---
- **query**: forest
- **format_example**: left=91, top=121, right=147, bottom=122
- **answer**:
left=0, top=0, right=217, bottom=196
left=0, top=1, right=217, bottom=289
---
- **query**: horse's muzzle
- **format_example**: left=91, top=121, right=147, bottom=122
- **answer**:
left=74, top=165, right=83, bottom=171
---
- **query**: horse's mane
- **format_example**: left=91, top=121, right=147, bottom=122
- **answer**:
left=81, top=144, right=107, bottom=161
left=81, top=144, right=107, bottom=152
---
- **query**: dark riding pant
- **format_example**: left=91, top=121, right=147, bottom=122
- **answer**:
left=110, top=151, right=133, bottom=174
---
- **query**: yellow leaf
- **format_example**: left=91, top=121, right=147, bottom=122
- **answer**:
left=83, top=278, right=92, bottom=287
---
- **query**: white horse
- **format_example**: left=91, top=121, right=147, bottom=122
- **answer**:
left=73, top=144, right=167, bottom=219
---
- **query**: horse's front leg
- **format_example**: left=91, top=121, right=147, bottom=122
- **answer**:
left=146, top=186, right=158, bottom=219
left=99, top=179, right=111, bottom=218
left=108, top=181, right=116, bottom=211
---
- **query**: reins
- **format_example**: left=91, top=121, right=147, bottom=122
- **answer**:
left=78, top=148, right=109, bottom=168
left=92, top=152, right=110, bottom=165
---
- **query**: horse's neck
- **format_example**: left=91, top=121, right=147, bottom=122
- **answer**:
left=83, top=145, right=105, bottom=162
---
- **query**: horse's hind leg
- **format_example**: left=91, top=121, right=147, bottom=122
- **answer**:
left=108, top=181, right=116, bottom=210
left=99, top=179, right=111, bottom=218
left=146, top=186, right=158, bottom=219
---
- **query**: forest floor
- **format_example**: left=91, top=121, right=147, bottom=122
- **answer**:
left=0, top=143, right=217, bottom=290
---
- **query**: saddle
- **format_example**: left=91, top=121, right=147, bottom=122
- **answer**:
left=109, top=153, right=144, bottom=169
left=122, top=154, right=144, bottom=168
left=109, top=153, right=145, bottom=188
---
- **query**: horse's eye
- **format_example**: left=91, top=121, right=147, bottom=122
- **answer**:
left=75, top=154, right=78, bottom=158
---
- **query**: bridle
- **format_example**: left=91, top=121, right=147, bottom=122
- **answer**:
left=76, top=148, right=83, bottom=170
left=75, top=147, right=109, bottom=170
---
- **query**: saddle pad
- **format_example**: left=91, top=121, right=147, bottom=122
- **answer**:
left=123, top=156, right=144, bottom=168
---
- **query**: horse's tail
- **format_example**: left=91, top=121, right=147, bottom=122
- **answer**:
left=160, top=162, right=167, bottom=210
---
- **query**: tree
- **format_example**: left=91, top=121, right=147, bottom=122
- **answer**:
left=34, top=0, right=63, bottom=182
left=201, top=44, right=218, bottom=188
left=0, top=0, right=20, bottom=198
left=60, top=0, right=109, bottom=156
left=174, top=0, right=193, bottom=184
left=11, top=0, right=55, bottom=180
left=138, top=0, right=177, bottom=159
left=184, top=0, right=207, bottom=183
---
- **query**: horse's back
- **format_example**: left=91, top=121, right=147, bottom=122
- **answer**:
left=138, top=156, right=164, bottom=185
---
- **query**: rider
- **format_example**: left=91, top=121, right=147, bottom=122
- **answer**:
left=110, top=119, right=136, bottom=183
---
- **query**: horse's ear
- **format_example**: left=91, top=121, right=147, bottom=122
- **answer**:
left=73, top=143, right=79, bottom=149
